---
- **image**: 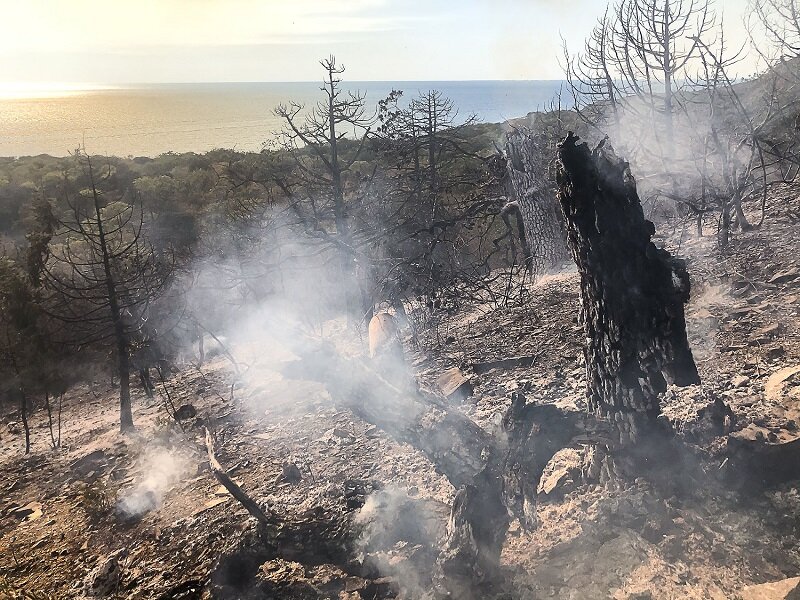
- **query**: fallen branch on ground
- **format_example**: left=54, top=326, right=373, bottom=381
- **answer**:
left=204, top=427, right=271, bottom=525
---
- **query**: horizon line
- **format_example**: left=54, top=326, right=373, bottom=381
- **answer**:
left=0, top=78, right=567, bottom=88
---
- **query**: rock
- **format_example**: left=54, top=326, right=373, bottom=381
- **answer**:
left=174, top=404, right=197, bottom=421
left=83, top=551, right=124, bottom=597
left=739, top=576, right=800, bottom=599
left=9, top=501, right=43, bottom=522
left=750, top=323, right=781, bottom=345
left=765, top=365, right=800, bottom=402
left=769, top=268, right=800, bottom=285
left=331, top=427, right=353, bottom=439
left=768, top=346, right=787, bottom=359
left=276, top=463, right=303, bottom=484
left=727, top=424, right=800, bottom=486
left=70, top=450, right=109, bottom=478
left=436, top=368, right=473, bottom=402
left=732, top=375, right=751, bottom=388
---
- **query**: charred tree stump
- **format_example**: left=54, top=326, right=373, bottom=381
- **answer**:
left=555, top=133, right=700, bottom=446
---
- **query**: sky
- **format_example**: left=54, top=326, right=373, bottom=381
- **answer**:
left=0, top=0, right=760, bottom=85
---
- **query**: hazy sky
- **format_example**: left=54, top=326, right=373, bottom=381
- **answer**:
left=0, top=0, right=759, bottom=84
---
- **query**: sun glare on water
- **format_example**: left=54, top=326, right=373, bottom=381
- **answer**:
left=0, top=82, right=113, bottom=100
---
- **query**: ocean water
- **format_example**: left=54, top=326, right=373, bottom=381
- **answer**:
left=0, top=81, right=568, bottom=158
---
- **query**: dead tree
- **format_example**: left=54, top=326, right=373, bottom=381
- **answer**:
left=562, top=7, right=625, bottom=135
left=613, top=0, right=716, bottom=157
left=280, top=336, right=607, bottom=597
left=750, top=0, right=800, bottom=67
left=274, top=56, right=374, bottom=317
left=41, top=151, right=172, bottom=431
left=503, top=123, right=571, bottom=277
left=555, top=133, right=700, bottom=446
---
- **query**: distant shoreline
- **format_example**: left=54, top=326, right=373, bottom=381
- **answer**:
left=0, top=80, right=569, bottom=158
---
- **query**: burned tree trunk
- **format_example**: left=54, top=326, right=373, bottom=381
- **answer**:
left=502, top=129, right=570, bottom=276
left=281, top=341, right=603, bottom=597
left=555, top=133, right=700, bottom=445
left=281, top=346, right=493, bottom=489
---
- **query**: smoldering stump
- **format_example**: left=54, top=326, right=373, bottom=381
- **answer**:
left=280, top=338, right=608, bottom=597
left=555, top=133, right=700, bottom=446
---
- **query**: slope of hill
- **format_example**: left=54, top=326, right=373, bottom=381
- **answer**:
left=1, top=186, right=800, bottom=598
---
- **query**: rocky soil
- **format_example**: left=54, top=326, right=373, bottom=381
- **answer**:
left=2, top=186, right=800, bottom=599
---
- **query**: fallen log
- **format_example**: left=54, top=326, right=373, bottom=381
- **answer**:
left=281, top=342, right=611, bottom=597
left=282, top=344, right=491, bottom=489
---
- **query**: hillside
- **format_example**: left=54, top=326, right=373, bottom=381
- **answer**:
left=2, top=180, right=800, bottom=599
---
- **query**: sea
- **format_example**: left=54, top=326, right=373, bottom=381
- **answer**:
left=0, top=81, right=568, bottom=158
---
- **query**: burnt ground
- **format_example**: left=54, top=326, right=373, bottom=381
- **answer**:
left=2, top=185, right=800, bottom=599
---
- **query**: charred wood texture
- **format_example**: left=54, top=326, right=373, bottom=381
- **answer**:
left=435, top=393, right=587, bottom=599
left=503, top=129, right=570, bottom=275
left=281, top=345, right=492, bottom=489
left=281, top=342, right=605, bottom=597
left=555, top=133, right=700, bottom=445
left=205, top=427, right=272, bottom=525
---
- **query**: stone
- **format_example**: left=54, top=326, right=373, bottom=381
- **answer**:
left=174, top=404, right=197, bottom=421
left=739, top=576, right=800, bottom=599
left=9, top=501, right=43, bottom=522
left=83, top=551, right=125, bottom=597
left=70, top=450, right=109, bottom=478
left=276, top=463, right=303, bottom=484
left=749, top=323, right=781, bottom=345
left=765, top=365, right=800, bottom=402
left=732, top=375, right=751, bottom=388
left=767, top=346, right=787, bottom=359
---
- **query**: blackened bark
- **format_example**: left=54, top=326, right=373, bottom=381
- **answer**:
left=555, top=133, right=700, bottom=445
left=281, top=342, right=599, bottom=597
left=435, top=394, right=585, bottom=599
left=86, top=157, right=134, bottom=432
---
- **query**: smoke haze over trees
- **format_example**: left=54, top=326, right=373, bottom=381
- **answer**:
left=2, top=1, right=800, bottom=598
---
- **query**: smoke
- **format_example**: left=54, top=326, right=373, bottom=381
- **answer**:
left=115, top=446, right=191, bottom=520
left=354, top=486, right=447, bottom=598
left=686, top=282, right=736, bottom=361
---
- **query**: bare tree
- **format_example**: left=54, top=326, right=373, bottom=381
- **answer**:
left=562, top=8, right=624, bottom=135
left=41, top=151, right=172, bottom=431
left=274, top=56, right=375, bottom=317
left=750, top=0, right=800, bottom=65
left=613, top=0, right=716, bottom=157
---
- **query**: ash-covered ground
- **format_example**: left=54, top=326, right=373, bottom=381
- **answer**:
left=2, top=187, right=800, bottom=599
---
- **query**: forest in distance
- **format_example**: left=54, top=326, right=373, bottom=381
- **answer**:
left=2, top=0, right=800, bottom=598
